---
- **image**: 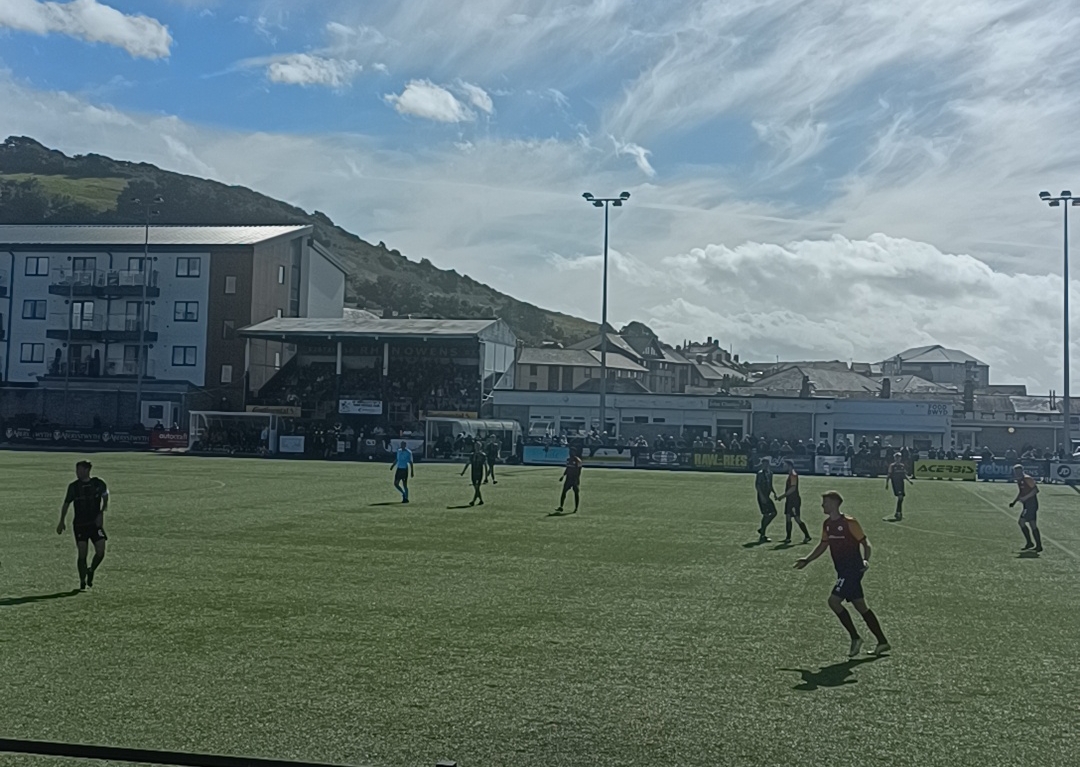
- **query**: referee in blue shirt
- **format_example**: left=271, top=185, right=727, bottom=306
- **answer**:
left=392, top=441, right=414, bottom=503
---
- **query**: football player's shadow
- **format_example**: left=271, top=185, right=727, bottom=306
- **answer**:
left=780, top=656, right=882, bottom=691
left=0, top=590, right=81, bottom=608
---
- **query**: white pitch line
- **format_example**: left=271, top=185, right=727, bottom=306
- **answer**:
left=962, top=484, right=1080, bottom=560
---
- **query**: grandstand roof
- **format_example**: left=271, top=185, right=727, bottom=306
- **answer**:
left=0, top=224, right=311, bottom=247
left=887, top=345, right=987, bottom=366
left=240, top=316, right=515, bottom=342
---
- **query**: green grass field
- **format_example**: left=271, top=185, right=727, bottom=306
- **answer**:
left=2, top=452, right=1079, bottom=767
left=0, top=174, right=126, bottom=213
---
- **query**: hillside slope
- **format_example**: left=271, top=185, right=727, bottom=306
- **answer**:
left=0, top=136, right=596, bottom=345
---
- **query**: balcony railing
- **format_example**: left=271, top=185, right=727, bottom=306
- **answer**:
left=105, top=358, right=156, bottom=377
left=49, top=268, right=159, bottom=295
left=46, top=313, right=156, bottom=341
left=48, top=357, right=156, bottom=378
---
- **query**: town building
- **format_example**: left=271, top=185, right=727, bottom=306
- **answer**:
left=0, top=225, right=346, bottom=428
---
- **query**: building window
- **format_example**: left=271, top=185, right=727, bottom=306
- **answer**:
left=71, top=301, right=95, bottom=330
left=147, top=405, right=164, bottom=420
left=176, top=257, right=201, bottom=277
left=220, top=365, right=233, bottom=384
left=71, top=257, right=95, bottom=273
left=22, top=300, right=47, bottom=320
left=529, top=365, right=538, bottom=375
left=174, top=302, right=199, bottom=322
left=25, top=257, right=48, bottom=276
left=128, top=257, right=146, bottom=272
left=278, top=265, right=285, bottom=284
left=652, top=418, right=666, bottom=423
left=20, top=343, right=45, bottom=363
left=274, top=352, right=281, bottom=369
left=584, top=368, right=592, bottom=378
left=222, top=320, right=235, bottom=340
left=224, top=276, right=237, bottom=294
left=172, top=346, right=197, bottom=366
left=529, top=382, right=538, bottom=391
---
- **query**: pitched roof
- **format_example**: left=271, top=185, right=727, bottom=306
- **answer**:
left=517, top=348, right=646, bottom=371
left=569, top=333, right=645, bottom=362
left=883, top=375, right=958, bottom=394
left=0, top=224, right=311, bottom=247
left=888, top=345, right=986, bottom=366
left=693, top=362, right=748, bottom=382
left=752, top=366, right=881, bottom=395
left=659, top=345, right=690, bottom=364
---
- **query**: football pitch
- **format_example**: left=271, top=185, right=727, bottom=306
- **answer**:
left=2, top=452, right=1079, bottom=767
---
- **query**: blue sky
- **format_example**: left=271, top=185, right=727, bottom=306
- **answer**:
left=1, top=0, right=1080, bottom=390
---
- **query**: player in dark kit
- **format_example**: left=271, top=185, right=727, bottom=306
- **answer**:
left=461, top=443, right=487, bottom=506
left=795, top=491, right=890, bottom=657
left=1010, top=464, right=1042, bottom=553
left=754, top=458, right=778, bottom=543
left=885, top=452, right=913, bottom=521
left=57, top=460, right=109, bottom=590
left=556, top=451, right=583, bottom=513
left=777, top=459, right=811, bottom=544
left=484, top=436, right=499, bottom=485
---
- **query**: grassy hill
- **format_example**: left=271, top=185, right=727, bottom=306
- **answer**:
left=0, top=136, right=596, bottom=345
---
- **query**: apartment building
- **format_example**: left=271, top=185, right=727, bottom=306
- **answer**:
left=0, top=225, right=346, bottom=427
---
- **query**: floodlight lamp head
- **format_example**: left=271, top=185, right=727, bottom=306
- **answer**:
left=1040, top=191, right=1051, bottom=199
left=1050, top=200, right=1061, bottom=206
left=592, top=201, right=603, bottom=208
left=620, top=191, right=631, bottom=200
left=582, top=192, right=594, bottom=200
left=1062, top=190, right=1073, bottom=198
left=612, top=200, right=622, bottom=207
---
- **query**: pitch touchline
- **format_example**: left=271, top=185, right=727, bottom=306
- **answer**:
left=961, top=485, right=1079, bottom=560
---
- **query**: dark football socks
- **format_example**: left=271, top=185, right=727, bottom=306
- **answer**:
left=836, top=609, right=860, bottom=641
left=861, top=609, right=887, bottom=644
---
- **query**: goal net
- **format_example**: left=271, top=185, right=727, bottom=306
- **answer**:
left=188, top=411, right=278, bottom=454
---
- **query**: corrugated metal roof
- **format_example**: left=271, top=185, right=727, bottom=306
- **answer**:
left=241, top=316, right=501, bottom=338
left=0, top=224, right=311, bottom=246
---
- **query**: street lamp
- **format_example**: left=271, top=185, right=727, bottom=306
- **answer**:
left=131, top=195, right=163, bottom=427
left=1039, top=190, right=1078, bottom=454
left=581, top=191, right=630, bottom=440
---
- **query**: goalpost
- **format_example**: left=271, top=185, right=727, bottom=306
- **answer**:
left=188, top=411, right=278, bottom=454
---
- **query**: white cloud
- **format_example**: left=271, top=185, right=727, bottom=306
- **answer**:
left=385, top=79, right=474, bottom=123
left=642, top=234, right=1075, bottom=392
left=0, top=0, right=172, bottom=58
left=266, top=53, right=361, bottom=87
left=612, top=139, right=656, bottom=178
left=457, top=81, right=493, bottom=115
